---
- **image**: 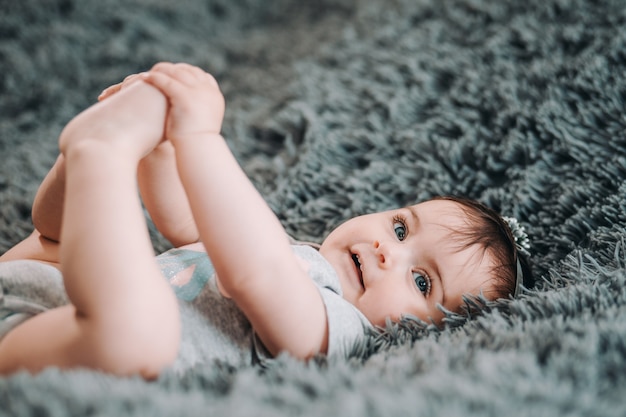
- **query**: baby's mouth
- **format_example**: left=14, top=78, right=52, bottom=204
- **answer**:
left=351, top=253, right=364, bottom=289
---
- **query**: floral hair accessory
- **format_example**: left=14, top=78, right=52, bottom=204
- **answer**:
left=502, top=216, right=531, bottom=256
left=502, top=216, right=530, bottom=297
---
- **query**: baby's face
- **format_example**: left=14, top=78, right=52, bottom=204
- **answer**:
left=319, top=199, right=496, bottom=325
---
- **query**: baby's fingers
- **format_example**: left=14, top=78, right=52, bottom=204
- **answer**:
left=97, top=83, right=122, bottom=101
left=140, top=62, right=225, bottom=140
left=149, top=62, right=219, bottom=88
left=97, top=73, right=145, bottom=101
left=140, top=71, right=187, bottom=102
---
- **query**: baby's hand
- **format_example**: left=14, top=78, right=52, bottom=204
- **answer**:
left=141, top=62, right=225, bottom=144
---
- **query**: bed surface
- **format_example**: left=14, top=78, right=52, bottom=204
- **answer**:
left=1, top=1, right=625, bottom=415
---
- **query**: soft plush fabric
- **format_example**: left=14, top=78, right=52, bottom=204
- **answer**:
left=1, top=0, right=625, bottom=415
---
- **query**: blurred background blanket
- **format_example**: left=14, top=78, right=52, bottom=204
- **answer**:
left=1, top=0, right=625, bottom=415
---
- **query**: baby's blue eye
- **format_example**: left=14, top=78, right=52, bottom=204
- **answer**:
left=413, top=271, right=430, bottom=295
left=393, top=221, right=407, bottom=241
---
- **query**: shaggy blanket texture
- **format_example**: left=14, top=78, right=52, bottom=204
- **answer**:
left=1, top=0, right=626, bottom=415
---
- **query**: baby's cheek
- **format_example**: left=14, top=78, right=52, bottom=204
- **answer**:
left=358, top=290, right=404, bottom=326
left=367, top=285, right=438, bottom=325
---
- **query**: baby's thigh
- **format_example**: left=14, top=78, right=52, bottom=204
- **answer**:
left=0, top=231, right=61, bottom=267
left=0, top=259, right=68, bottom=340
left=0, top=301, right=176, bottom=378
left=0, top=305, right=77, bottom=374
left=0, top=305, right=158, bottom=376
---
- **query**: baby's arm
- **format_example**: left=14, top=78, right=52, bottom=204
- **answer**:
left=143, top=63, right=329, bottom=358
left=100, top=74, right=200, bottom=248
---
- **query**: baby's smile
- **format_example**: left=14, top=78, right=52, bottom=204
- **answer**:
left=351, top=253, right=364, bottom=289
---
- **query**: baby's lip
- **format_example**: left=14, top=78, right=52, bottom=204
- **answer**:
left=351, top=252, right=365, bottom=290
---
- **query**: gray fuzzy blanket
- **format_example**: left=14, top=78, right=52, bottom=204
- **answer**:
left=2, top=0, right=626, bottom=415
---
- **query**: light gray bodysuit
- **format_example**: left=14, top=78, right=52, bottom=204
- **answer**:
left=0, top=244, right=372, bottom=372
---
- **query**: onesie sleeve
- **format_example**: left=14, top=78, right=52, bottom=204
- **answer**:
left=316, top=285, right=372, bottom=359
left=252, top=244, right=372, bottom=363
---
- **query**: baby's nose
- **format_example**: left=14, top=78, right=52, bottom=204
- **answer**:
left=373, top=240, right=392, bottom=267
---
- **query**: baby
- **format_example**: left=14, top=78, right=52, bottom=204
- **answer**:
left=0, top=63, right=533, bottom=378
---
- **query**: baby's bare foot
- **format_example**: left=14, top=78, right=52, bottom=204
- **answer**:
left=59, top=82, right=167, bottom=160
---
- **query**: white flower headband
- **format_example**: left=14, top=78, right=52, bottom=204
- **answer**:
left=502, top=216, right=530, bottom=297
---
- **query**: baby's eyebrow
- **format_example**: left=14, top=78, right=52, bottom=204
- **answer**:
left=407, top=205, right=420, bottom=228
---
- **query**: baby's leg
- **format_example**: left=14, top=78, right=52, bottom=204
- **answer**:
left=138, top=141, right=200, bottom=248
left=0, top=82, right=180, bottom=378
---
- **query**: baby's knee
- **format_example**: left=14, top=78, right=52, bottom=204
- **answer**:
left=76, top=276, right=181, bottom=377
left=86, top=307, right=181, bottom=378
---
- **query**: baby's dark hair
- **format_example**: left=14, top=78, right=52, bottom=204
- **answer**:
left=431, top=195, right=535, bottom=299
